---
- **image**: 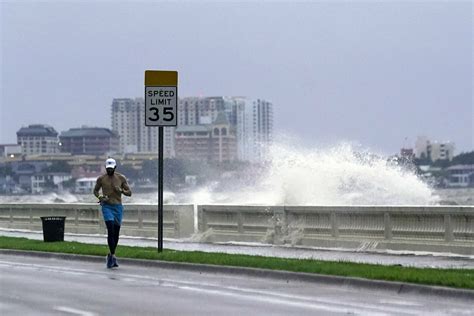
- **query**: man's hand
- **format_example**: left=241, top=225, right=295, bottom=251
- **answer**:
left=115, top=186, right=123, bottom=194
left=98, top=195, right=108, bottom=204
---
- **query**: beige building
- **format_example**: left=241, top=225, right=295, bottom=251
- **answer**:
left=16, top=124, right=59, bottom=156
left=175, top=112, right=237, bottom=163
left=59, top=127, right=119, bottom=156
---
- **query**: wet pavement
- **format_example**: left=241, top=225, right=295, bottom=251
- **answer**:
left=1, top=228, right=473, bottom=269
left=1, top=254, right=473, bottom=316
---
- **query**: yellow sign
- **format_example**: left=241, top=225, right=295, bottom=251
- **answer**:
left=145, top=70, right=178, bottom=86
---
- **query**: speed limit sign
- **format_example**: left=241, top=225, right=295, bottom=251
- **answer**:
left=145, top=71, right=178, bottom=126
left=144, top=70, right=178, bottom=253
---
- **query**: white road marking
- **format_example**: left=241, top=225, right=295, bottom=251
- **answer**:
left=53, top=306, right=96, bottom=316
left=174, top=284, right=390, bottom=316
left=378, top=299, right=423, bottom=307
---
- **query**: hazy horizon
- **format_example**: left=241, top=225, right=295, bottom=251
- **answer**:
left=1, top=1, right=472, bottom=155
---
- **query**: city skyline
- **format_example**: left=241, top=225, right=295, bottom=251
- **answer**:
left=5, top=107, right=463, bottom=159
left=1, top=1, right=472, bottom=155
left=2, top=95, right=469, bottom=157
left=10, top=95, right=274, bottom=163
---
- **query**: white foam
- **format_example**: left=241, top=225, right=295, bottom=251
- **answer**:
left=186, top=141, right=437, bottom=206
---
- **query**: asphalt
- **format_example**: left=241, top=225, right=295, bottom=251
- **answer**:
left=1, top=252, right=473, bottom=316
left=2, top=248, right=474, bottom=301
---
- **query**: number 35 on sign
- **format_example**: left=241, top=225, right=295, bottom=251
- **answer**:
left=145, top=86, right=177, bottom=126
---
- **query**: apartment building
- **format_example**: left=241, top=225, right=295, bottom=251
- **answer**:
left=175, top=111, right=237, bottom=163
left=59, top=127, right=119, bottom=156
left=16, top=124, right=59, bottom=156
left=415, top=136, right=455, bottom=161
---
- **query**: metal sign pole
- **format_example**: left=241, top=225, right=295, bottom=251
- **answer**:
left=158, top=126, right=164, bottom=252
left=144, top=70, right=177, bottom=253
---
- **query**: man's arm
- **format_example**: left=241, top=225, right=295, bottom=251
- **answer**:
left=121, top=177, right=132, bottom=197
left=93, top=177, right=102, bottom=198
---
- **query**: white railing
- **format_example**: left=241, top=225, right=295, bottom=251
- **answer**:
left=198, top=205, right=474, bottom=255
left=0, top=204, right=194, bottom=239
left=1, top=204, right=473, bottom=255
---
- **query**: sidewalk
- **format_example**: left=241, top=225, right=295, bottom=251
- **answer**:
left=1, top=228, right=473, bottom=269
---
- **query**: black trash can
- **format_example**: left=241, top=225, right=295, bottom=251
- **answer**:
left=40, top=216, right=66, bottom=242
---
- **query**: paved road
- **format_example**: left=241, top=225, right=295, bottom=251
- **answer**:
left=2, top=229, right=473, bottom=269
left=0, top=254, right=472, bottom=316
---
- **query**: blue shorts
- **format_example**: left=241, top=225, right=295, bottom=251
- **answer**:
left=101, top=204, right=123, bottom=225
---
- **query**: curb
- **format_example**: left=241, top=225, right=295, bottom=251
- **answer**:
left=1, top=248, right=473, bottom=300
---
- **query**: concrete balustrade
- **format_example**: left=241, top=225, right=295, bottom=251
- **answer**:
left=0, top=204, right=194, bottom=239
left=197, top=205, right=285, bottom=243
left=1, top=204, right=472, bottom=255
left=198, top=205, right=474, bottom=255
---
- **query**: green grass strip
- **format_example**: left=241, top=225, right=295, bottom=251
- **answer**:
left=1, top=236, right=473, bottom=289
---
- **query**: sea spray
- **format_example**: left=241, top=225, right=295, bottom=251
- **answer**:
left=187, top=142, right=438, bottom=206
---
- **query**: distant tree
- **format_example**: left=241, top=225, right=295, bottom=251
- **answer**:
left=0, top=164, right=13, bottom=177
left=432, top=159, right=450, bottom=169
left=450, top=151, right=474, bottom=165
left=164, top=158, right=185, bottom=179
left=116, top=163, right=140, bottom=180
left=413, top=152, right=432, bottom=166
left=140, top=159, right=158, bottom=182
left=43, top=161, right=72, bottom=173
left=62, top=178, right=77, bottom=189
left=44, top=178, right=56, bottom=189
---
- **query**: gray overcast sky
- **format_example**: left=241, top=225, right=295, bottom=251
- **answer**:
left=1, top=1, right=472, bottom=155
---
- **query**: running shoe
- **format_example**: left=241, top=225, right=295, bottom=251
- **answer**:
left=112, top=256, right=119, bottom=268
left=106, top=254, right=113, bottom=269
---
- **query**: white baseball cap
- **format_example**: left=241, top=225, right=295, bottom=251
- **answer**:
left=105, top=158, right=116, bottom=169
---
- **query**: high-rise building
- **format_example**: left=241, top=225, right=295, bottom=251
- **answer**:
left=228, top=97, right=273, bottom=163
left=16, top=124, right=59, bottom=156
left=178, top=97, right=226, bottom=126
left=59, top=127, right=119, bottom=156
left=429, top=142, right=455, bottom=161
left=414, top=136, right=455, bottom=161
left=415, top=136, right=430, bottom=159
left=111, top=98, right=175, bottom=157
left=111, top=98, right=139, bottom=153
left=179, top=96, right=273, bottom=163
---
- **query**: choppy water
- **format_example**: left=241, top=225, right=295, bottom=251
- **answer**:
left=435, top=188, right=474, bottom=206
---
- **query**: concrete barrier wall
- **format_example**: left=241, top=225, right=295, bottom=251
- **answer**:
left=1, top=204, right=473, bottom=255
left=197, top=205, right=285, bottom=243
left=198, top=205, right=474, bottom=255
left=0, top=204, right=194, bottom=239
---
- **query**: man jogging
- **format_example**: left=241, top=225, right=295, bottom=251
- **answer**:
left=93, top=158, right=132, bottom=268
